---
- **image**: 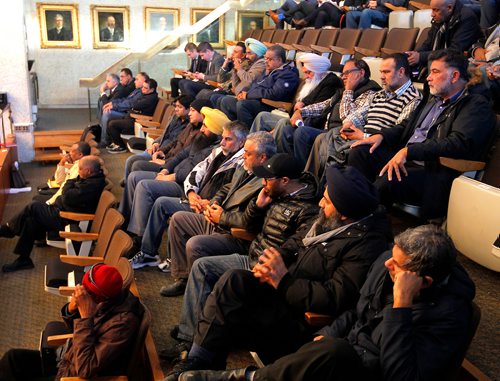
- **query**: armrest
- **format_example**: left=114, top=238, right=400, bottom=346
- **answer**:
left=59, top=232, right=99, bottom=241
left=384, top=3, right=408, bottom=11
left=261, top=99, right=293, bottom=113
left=58, top=286, right=75, bottom=296
left=143, top=127, right=164, bottom=134
left=292, top=43, right=313, bottom=52
left=263, top=41, right=274, bottom=48
left=409, top=0, right=432, bottom=9
left=206, top=80, right=220, bottom=88
left=47, top=333, right=73, bottom=346
left=130, top=113, right=152, bottom=121
left=311, top=44, right=333, bottom=54
left=354, top=47, right=380, bottom=57
left=230, top=228, right=257, bottom=242
left=172, top=68, right=187, bottom=76
left=59, top=255, right=104, bottom=266
left=278, top=43, right=296, bottom=51
left=138, top=120, right=161, bottom=128
left=304, top=312, right=335, bottom=327
left=439, top=157, right=486, bottom=172
left=329, top=46, right=354, bottom=55
left=59, top=211, right=95, bottom=221
left=224, top=40, right=238, bottom=46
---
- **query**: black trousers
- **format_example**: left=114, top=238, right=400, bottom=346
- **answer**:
left=0, top=348, right=54, bottom=381
left=171, top=77, right=182, bottom=98
left=108, top=116, right=134, bottom=147
left=10, top=201, right=67, bottom=258
left=254, top=337, right=368, bottom=381
left=304, top=3, right=343, bottom=27
left=348, top=144, right=459, bottom=219
left=195, top=269, right=310, bottom=364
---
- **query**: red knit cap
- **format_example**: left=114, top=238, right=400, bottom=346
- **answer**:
left=82, top=264, right=123, bottom=301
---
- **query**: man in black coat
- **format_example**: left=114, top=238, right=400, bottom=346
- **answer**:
left=406, top=0, right=481, bottom=68
left=99, top=15, right=123, bottom=42
left=0, top=156, right=106, bottom=272
left=47, top=13, right=72, bottom=41
left=180, top=224, right=475, bottom=381
left=165, top=165, right=392, bottom=380
left=349, top=49, right=496, bottom=219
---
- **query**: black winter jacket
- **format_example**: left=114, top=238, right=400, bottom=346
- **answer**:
left=319, top=251, right=475, bottom=381
left=54, top=172, right=106, bottom=214
left=247, top=172, right=319, bottom=266
left=276, top=210, right=392, bottom=317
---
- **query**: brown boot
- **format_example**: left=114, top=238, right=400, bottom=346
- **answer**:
left=269, top=9, right=280, bottom=24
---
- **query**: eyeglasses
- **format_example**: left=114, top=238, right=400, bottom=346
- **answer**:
left=264, top=56, right=277, bottom=62
left=341, top=68, right=361, bottom=78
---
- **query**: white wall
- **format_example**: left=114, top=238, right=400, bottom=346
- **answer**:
left=24, top=0, right=278, bottom=108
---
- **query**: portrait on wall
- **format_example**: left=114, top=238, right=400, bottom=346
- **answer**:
left=236, top=11, right=267, bottom=40
left=91, top=5, right=130, bottom=49
left=37, top=3, right=80, bottom=49
left=145, top=7, right=180, bottom=47
left=191, top=8, right=225, bottom=49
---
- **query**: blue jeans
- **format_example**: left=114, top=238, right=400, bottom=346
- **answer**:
left=119, top=171, right=157, bottom=220
left=177, top=254, right=250, bottom=342
left=99, top=110, right=126, bottom=144
left=219, top=95, right=238, bottom=121
left=141, top=196, right=191, bottom=256
left=126, top=178, right=183, bottom=236
left=124, top=151, right=152, bottom=179
left=250, top=111, right=285, bottom=133
left=210, top=93, right=227, bottom=110
left=346, top=9, right=388, bottom=29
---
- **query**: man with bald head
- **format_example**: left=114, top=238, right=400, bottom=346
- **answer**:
left=406, top=0, right=480, bottom=67
left=100, top=15, right=124, bottom=42
left=0, top=156, right=106, bottom=272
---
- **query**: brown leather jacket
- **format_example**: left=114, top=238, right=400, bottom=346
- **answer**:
left=55, top=291, right=142, bottom=380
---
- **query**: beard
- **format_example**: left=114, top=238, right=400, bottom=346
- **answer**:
left=313, top=209, right=344, bottom=235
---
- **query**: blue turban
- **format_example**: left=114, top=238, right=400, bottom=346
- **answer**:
left=244, top=38, right=267, bottom=57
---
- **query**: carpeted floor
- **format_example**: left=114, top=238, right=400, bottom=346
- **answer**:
left=0, top=109, right=498, bottom=380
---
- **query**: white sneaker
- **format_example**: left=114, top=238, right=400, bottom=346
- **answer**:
left=158, top=258, right=171, bottom=273
left=129, top=251, right=160, bottom=269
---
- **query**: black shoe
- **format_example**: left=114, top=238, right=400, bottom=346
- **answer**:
left=2, top=257, right=34, bottom=273
left=108, top=145, right=127, bottom=154
left=165, top=357, right=212, bottom=381
left=160, top=279, right=187, bottom=297
left=178, top=367, right=252, bottom=381
left=0, top=224, right=15, bottom=238
left=159, top=341, right=192, bottom=360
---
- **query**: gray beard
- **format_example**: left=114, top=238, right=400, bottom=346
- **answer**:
left=313, top=210, right=344, bottom=235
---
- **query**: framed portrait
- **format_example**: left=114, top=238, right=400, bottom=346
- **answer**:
left=190, top=8, right=225, bottom=49
left=236, top=11, right=268, bottom=40
left=91, top=5, right=130, bottom=49
left=37, top=3, right=80, bottom=49
left=145, top=7, right=180, bottom=48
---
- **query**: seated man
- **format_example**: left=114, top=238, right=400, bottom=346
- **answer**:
left=304, top=59, right=381, bottom=179
left=209, top=38, right=268, bottom=109
left=349, top=50, right=496, bottom=219
left=195, top=42, right=248, bottom=101
left=346, top=0, right=404, bottom=29
left=99, top=71, right=149, bottom=147
left=161, top=132, right=276, bottom=296
left=123, top=95, right=193, bottom=180
left=127, top=99, right=212, bottom=176
left=171, top=43, right=208, bottom=98
left=119, top=108, right=229, bottom=231
left=307, top=53, right=421, bottom=181
left=96, top=68, right=135, bottom=121
left=179, top=42, right=224, bottom=98
left=161, top=154, right=319, bottom=355
left=165, top=166, right=392, bottom=379
left=406, top=0, right=481, bottom=69
left=269, top=0, right=318, bottom=29
left=128, top=120, right=248, bottom=269
left=107, top=78, right=160, bottom=153
left=0, top=156, right=106, bottom=272
left=220, top=45, right=300, bottom=128
left=181, top=225, right=475, bottom=381
left=0, top=264, right=142, bottom=380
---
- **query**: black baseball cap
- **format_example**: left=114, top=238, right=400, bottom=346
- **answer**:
left=253, top=153, right=302, bottom=179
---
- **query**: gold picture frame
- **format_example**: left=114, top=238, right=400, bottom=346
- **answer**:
left=37, top=3, right=80, bottom=49
left=144, top=7, right=181, bottom=48
left=190, top=8, right=225, bottom=49
left=91, top=5, right=130, bottom=49
left=236, top=11, right=268, bottom=41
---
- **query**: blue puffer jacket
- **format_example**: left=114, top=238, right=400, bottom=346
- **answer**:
left=246, top=61, right=300, bottom=102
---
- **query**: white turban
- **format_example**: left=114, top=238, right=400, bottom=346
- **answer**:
left=298, top=53, right=331, bottom=74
